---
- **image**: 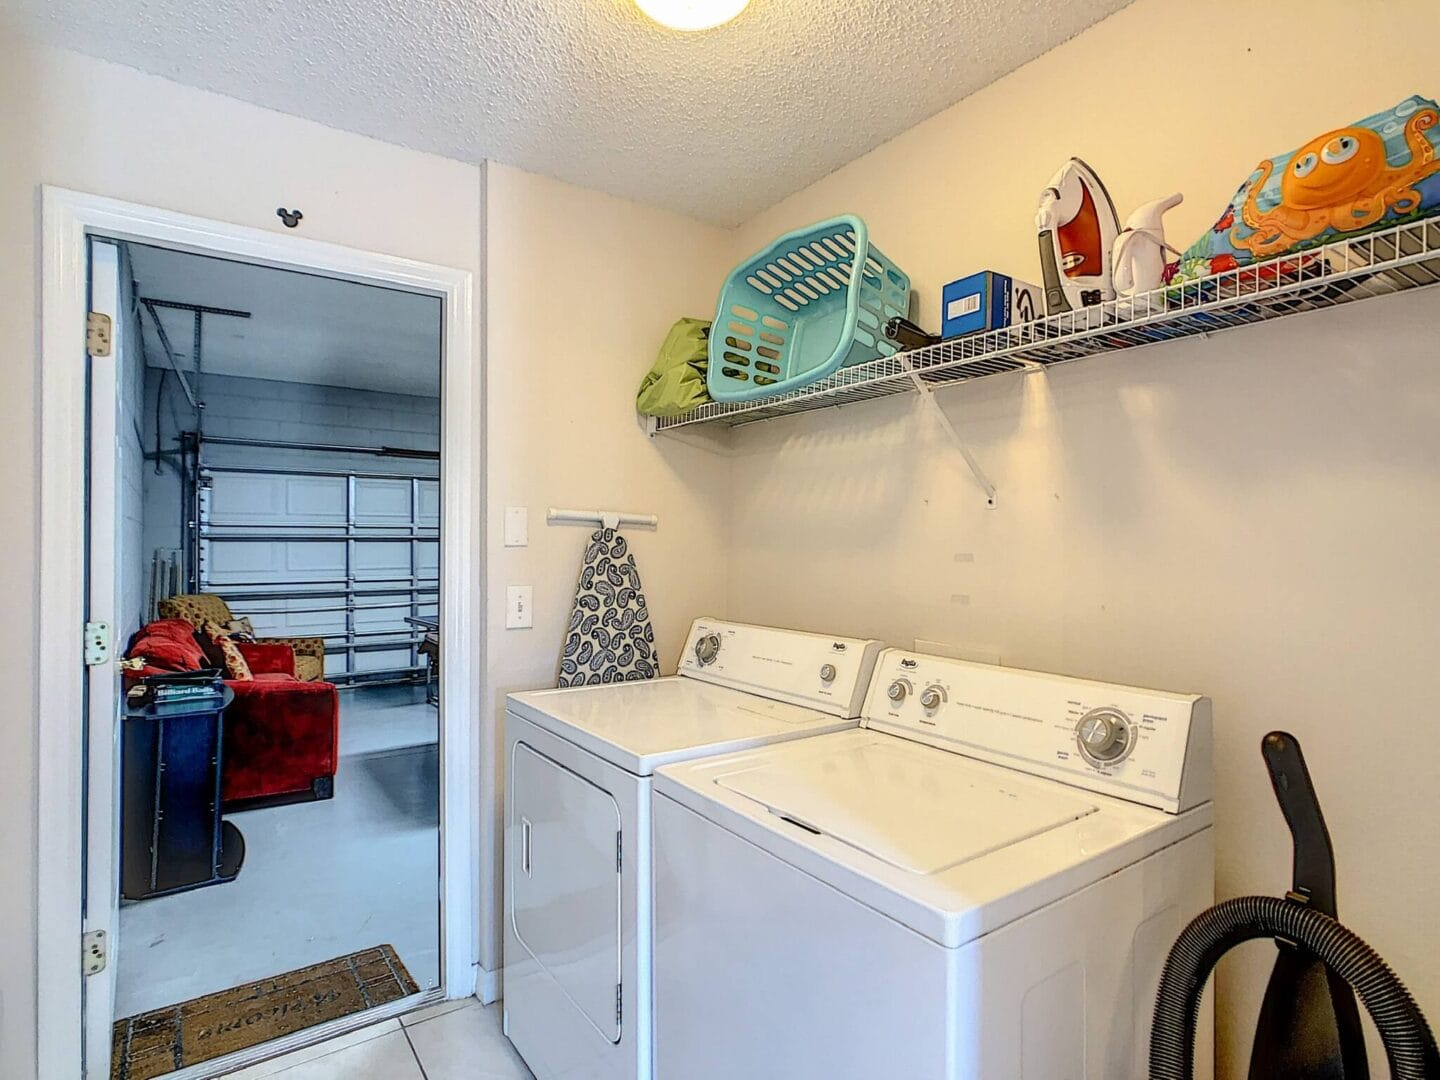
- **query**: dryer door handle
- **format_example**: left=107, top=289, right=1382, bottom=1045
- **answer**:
left=521, top=817, right=534, bottom=877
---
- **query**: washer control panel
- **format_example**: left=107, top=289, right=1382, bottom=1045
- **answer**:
left=862, top=650, right=1211, bottom=813
left=679, top=619, right=885, bottom=719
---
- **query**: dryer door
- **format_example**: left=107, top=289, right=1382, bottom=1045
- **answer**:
left=510, top=741, right=623, bottom=1042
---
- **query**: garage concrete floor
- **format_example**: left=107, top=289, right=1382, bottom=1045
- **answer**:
left=116, top=685, right=441, bottom=1019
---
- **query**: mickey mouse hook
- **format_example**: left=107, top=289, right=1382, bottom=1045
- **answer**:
left=276, top=207, right=304, bottom=228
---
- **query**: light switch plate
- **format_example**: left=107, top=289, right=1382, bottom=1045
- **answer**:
left=504, top=506, right=529, bottom=547
left=506, top=585, right=534, bottom=629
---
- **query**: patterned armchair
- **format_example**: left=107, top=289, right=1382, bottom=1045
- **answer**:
left=157, top=593, right=326, bottom=682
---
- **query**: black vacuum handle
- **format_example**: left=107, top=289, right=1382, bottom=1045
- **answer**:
left=1262, top=730, right=1338, bottom=916
left=1250, top=731, right=1368, bottom=1080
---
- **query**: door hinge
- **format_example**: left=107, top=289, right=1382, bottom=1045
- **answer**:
left=86, top=312, right=113, bottom=358
left=84, top=621, right=111, bottom=666
left=616, top=830, right=623, bottom=873
left=616, top=984, right=623, bottom=1027
left=82, top=929, right=107, bottom=975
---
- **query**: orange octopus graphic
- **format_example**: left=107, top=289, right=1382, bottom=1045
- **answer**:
left=1232, top=108, right=1440, bottom=258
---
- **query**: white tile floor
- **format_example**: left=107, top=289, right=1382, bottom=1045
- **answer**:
left=117, top=685, right=442, bottom=1016
left=222, top=999, right=534, bottom=1080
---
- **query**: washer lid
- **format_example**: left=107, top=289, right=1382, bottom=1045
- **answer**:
left=716, top=740, right=1097, bottom=874
left=508, top=677, right=857, bottom=775
left=655, top=729, right=1210, bottom=948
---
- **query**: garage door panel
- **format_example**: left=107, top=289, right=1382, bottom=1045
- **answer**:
left=355, top=647, right=413, bottom=672
left=417, top=481, right=440, bottom=527
left=207, top=542, right=347, bottom=582
left=203, top=541, right=278, bottom=581
left=284, top=477, right=348, bottom=523
left=355, top=605, right=409, bottom=631
left=245, top=597, right=345, bottom=641
left=354, top=541, right=412, bottom=579
left=354, top=478, right=413, bottom=526
left=415, top=541, right=439, bottom=577
left=207, top=472, right=347, bottom=527
left=285, top=542, right=347, bottom=574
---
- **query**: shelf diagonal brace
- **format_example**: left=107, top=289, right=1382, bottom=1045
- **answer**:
left=898, top=353, right=996, bottom=508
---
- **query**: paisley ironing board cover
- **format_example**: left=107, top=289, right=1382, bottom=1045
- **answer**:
left=557, top=529, right=659, bottom=687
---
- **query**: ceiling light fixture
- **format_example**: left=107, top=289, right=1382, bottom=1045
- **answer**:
left=636, top=0, right=749, bottom=32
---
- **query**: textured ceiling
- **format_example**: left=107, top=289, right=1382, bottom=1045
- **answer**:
left=127, top=243, right=442, bottom=397
left=8, top=0, right=1131, bottom=226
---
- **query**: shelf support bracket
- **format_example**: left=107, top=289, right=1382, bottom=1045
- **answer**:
left=899, top=356, right=997, bottom=507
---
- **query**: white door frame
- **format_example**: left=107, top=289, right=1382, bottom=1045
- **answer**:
left=37, top=186, right=480, bottom=1080
left=81, top=238, right=126, bottom=1067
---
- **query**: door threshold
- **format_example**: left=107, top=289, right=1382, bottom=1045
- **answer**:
left=154, top=988, right=447, bottom=1080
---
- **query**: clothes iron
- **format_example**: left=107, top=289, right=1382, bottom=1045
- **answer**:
left=1036, top=157, right=1121, bottom=314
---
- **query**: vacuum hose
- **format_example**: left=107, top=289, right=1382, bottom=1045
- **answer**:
left=1150, top=895, right=1440, bottom=1080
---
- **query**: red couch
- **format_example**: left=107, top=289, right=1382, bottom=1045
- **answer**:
left=126, top=619, right=339, bottom=810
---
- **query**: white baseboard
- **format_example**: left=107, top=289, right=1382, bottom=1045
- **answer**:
left=475, top=963, right=501, bottom=1004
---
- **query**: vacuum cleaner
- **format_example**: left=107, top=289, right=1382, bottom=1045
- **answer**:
left=1149, top=731, right=1439, bottom=1079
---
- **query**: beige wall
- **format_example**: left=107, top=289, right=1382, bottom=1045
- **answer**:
left=719, top=0, right=1439, bottom=1073
left=481, top=162, right=733, bottom=971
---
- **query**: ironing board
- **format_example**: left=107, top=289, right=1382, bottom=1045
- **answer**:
left=557, top=528, right=657, bottom=687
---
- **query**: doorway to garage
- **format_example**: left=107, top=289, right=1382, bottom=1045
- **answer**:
left=93, top=237, right=447, bottom=1078
left=37, top=189, right=478, bottom=1080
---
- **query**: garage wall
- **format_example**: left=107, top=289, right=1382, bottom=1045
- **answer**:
left=717, top=0, right=1440, bottom=1074
left=115, top=244, right=149, bottom=646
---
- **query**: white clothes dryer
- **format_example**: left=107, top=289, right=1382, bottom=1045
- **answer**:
left=502, top=619, right=883, bottom=1080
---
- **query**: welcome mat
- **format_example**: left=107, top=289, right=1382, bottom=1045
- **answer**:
left=110, top=944, right=419, bottom=1080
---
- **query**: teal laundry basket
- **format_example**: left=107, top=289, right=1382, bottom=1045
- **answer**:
left=708, top=215, right=912, bottom=403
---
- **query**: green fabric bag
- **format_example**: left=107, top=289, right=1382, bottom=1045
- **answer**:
left=636, top=318, right=712, bottom=418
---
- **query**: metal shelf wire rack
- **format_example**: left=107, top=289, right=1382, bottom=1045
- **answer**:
left=650, top=218, right=1440, bottom=434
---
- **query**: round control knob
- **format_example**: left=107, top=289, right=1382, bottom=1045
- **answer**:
left=694, top=634, right=721, bottom=666
left=1075, top=707, right=1134, bottom=766
left=920, top=686, right=944, bottom=711
left=887, top=679, right=910, bottom=704
left=819, top=663, right=837, bottom=683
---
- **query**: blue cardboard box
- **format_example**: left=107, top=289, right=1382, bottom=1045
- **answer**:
left=942, top=272, right=1041, bottom=339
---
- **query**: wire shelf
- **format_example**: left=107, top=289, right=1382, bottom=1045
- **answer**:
left=651, top=218, right=1440, bottom=434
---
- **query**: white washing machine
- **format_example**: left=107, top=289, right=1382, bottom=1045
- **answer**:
left=502, top=619, right=884, bottom=1080
left=652, top=648, right=1215, bottom=1079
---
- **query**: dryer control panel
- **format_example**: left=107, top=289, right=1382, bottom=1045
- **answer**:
left=862, top=650, right=1211, bottom=813
left=679, top=620, right=884, bottom=719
